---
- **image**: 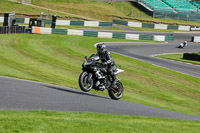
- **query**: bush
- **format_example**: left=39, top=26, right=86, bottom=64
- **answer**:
left=183, top=53, right=200, bottom=61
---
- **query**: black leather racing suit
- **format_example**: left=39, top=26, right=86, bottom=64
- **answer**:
left=98, top=50, right=117, bottom=84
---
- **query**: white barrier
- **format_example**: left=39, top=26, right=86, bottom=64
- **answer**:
left=32, top=27, right=174, bottom=41
left=128, top=21, right=142, bottom=28
left=40, top=27, right=52, bottom=34
left=67, top=29, right=84, bottom=36
left=56, top=20, right=70, bottom=26
left=154, top=24, right=168, bottom=30
left=154, top=35, right=165, bottom=41
left=24, top=18, right=30, bottom=24
left=178, top=26, right=190, bottom=31
left=98, top=32, right=113, bottom=38
left=84, top=21, right=99, bottom=27
left=125, top=34, right=140, bottom=40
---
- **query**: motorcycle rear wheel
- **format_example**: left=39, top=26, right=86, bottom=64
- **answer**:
left=108, top=81, right=124, bottom=100
left=79, top=71, right=93, bottom=92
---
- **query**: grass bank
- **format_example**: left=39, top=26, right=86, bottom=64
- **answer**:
left=0, top=0, right=82, bottom=19
left=31, top=0, right=200, bottom=26
left=0, top=34, right=200, bottom=117
left=31, top=0, right=150, bottom=21
left=0, top=0, right=65, bottom=17
left=156, top=53, right=200, bottom=65
left=0, top=110, right=200, bottom=133
left=1, top=0, right=200, bottom=26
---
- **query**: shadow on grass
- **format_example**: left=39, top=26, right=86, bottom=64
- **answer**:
left=41, top=84, right=110, bottom=100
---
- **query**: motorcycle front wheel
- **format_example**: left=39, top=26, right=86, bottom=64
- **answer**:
left=108, top=81, right=124, bottom=100
left=79, top=71, right=93, bottom=92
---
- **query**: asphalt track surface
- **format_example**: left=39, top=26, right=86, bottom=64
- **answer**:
left=1, top=31, right=200, bottom=121
left=106, top=41, right=200, bottom=78
left=0, top=76, right=200, bottom=121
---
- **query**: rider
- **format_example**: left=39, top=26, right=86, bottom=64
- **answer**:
left=177, top=41, right=187, bottom=48
left=96, top=43, right=117, bottom=89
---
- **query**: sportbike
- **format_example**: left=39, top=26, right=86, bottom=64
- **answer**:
left=79, top=54, right=124, bottom=100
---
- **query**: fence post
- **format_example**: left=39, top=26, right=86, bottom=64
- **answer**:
left=51, top=15, right=57, bottom=28
left=3, top=13, right=9, bottom=26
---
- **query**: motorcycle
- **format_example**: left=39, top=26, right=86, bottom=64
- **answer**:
left=79, top=54, right=124, bottom=100
left=177, top=41, right=187, bottom=48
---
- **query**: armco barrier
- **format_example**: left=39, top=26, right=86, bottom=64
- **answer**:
left=128, top=21, right=142, bottom=28
left=70, top=21, right=84, bottom=26
left=167, top=25, right=179, bottom=30
left=99, top=22, right=113, bottom=27
left=0, top=26, right=25, bottom=34
left=15, top=18, right=30, bottom=24
left=1, top=17, right=193, bottom=30
left=15, top=18, right=25, bottom=23
left=112, top=19, right=190, bottom=31
left=31, top=26, right=174, bottom=41
left=84, top=31, right=98, bottom=37
left=52, top=28, right=67, bottom=34
left=3, top=17, right=192, bottom=30
left=13, top=17, right=113, bottom=27
left=112, top=33, right=126, bottom=39
left=113, top=19, right=128, bottom=26
left=142, top=23, right=154, bottom=29
left=139, top=34, right=154, bottom=40
left=155, top=24, right=167, bottom=30
left=165, top=35, right=174, bottom=41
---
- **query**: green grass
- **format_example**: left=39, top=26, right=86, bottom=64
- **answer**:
left=0, top=0, right=80, bottom=19
left=31, top=0, right=150, bottom=21
left=0, top=34, right=200, bottom=118
left=156, top=53, right=200, bottom=65
left=0, top=110, right=200, bottom=133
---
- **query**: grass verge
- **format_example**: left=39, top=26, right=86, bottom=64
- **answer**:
left=0, top=34, right=200, bottom=117
left=156, top=53, right=200, bottom=65
left=0, top=110, right=200, bottom=133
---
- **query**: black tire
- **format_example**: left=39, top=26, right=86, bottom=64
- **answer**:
left=108, top=81, right=124, bottom=100
left=79, top=71, right=93, bottom=92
